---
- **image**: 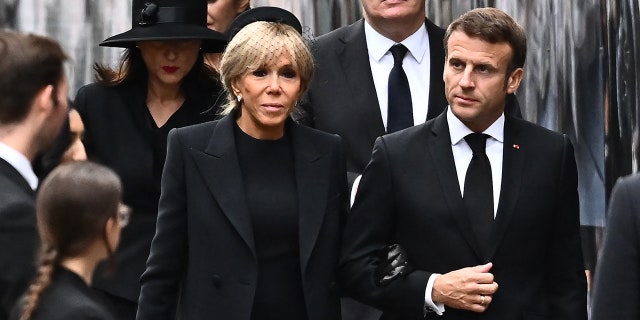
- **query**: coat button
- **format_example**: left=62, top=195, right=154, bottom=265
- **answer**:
left=212, top=275, right=222, bottom=288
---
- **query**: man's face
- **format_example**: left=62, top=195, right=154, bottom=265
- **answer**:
left=43, top=75, right=70, bottom=151
left=361, top=0, right=425, bottom=27
left=443, top=30, right=523, bottom=132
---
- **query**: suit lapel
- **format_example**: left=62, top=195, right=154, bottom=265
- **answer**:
left=290, top=124, right=330, bottom=273
left=429, top=114, right=485, bottom=260
left=489, top=115, right=525, bottom=258
left=425, top=18, right=448, bottom=121
left=192, top=115, right=256, bottom=258
left=0, top=157, right=35, bottom=196
left=338, top=20, right=387, bottom=143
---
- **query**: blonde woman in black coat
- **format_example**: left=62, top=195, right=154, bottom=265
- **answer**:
left=137, top=7, right=349, bottom=320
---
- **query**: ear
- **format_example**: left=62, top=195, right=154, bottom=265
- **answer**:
left=230, top=80, right=242, bottom=96
left=34, top=84, right=55, bottom=113
left=104, top=216, right=118, bottom=250
left=237, top=0, right=250, bottom=13
left=506, top=68, right=524, bottom=94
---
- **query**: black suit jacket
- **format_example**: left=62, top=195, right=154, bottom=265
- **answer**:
left=0, top=158, right=37, bottom=320
left=339, top=112, right=587, bottom=319
left=591, top=174, right=640, bottom=319
left=9, top=267, right=117, bottom=320
left=300, top=18, right=448, bottom=185
left=136, top=115, right=348, bottom=320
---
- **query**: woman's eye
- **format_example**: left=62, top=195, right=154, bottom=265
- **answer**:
left=252, top=69, right=267, bottom=77
left=282, top=69, right=297, bottom=78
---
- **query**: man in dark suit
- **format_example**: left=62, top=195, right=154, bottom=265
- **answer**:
left=590, top=173, right=640, bottom=319
left=339, top=8, right=587, bottom=319
left=0, top=30, right=70, bottom=320
left=300, top=3, right=446, bottom=317
left=300, top=0, right=447, bottom=190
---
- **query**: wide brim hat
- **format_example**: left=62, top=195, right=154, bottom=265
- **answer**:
left=100, top=0, right=227, bottom=53
left=227, top=6, right=303, bottom=41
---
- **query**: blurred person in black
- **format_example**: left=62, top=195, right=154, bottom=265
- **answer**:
left=10, top=161, right=128, bottom=320
left=73, top=0, right=227, bottom=318
left=0, top=29, right=69, bottom=320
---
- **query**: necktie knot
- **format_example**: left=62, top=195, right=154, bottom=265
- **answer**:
left=389, top=44, right=408, bottom=66
left=465, top=133, right=489, bottom=154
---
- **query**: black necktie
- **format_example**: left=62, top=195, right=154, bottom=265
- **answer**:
left=463, top=133, right=494, bottom=257
left=387, top=44, right=413, bottom=133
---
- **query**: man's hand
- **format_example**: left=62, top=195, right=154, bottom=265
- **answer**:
left=432, top=263, right=498, bottom=312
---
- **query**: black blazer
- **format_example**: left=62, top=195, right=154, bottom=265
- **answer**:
left=75, top=82, right=219, bottom=302
left=591, top=174, right=640, bottom=319
left=300, top=18, right=448, bottom=185
left=136, top=114, right=348, bottom=320
left=0, top=158, right=37, bottom=320
left=339, top=112, right=587, bottom=319
left=9, top=267, right=117, bottom=320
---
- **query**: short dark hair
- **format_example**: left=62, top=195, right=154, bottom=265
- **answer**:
left=444, top=7, right=527, bottom=76
left=0, top=30, right=68, bottom=124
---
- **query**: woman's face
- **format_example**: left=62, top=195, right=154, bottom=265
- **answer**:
left=207, top=0, right=249, bottom=32
left=137, top=39, right=202, bottom=86
left=61, top=109, right=86, bottom=163
left=233, top=52, right=302, bottom=140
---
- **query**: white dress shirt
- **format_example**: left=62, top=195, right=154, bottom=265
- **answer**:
left=364, top=20, right=431, bottom=131
left=424, top=107, right=505, bottom=315
left=0, top=142, right=38, bottom=190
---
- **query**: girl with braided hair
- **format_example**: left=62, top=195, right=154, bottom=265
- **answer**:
left=10, top=161, right=130, bottom=320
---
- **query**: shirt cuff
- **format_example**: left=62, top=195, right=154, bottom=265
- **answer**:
left=424, top=274, right=445, bottom=315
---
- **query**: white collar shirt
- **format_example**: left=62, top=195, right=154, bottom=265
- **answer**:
left=0, top=142, right=38, bottom=190
left=364, top=20, right=431, bottom=131
left=447, top=107, right=504, bottom=217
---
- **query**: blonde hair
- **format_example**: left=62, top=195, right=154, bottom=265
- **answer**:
left=219, top=21, right=314, bottom=115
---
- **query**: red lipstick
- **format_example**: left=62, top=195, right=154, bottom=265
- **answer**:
left=163, top=66, right=179, bottom=73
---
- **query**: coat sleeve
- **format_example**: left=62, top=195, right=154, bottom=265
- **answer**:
left=546, top=136, right=588, bottom=320
left=590, top=175, right=640, bottom=319
left=136, top=128, right=188, bottom=320
left=338, top=136, right=430, bottom=318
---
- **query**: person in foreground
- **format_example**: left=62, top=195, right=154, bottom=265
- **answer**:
left=0, top=30, right=69, bottom=320
left=74, top=0, right=227, bottom=317
left=136, top=7, right=348, bottom=320
left=10, top=161, right=129, bottom=320
left=339, top=7, right=587, bottom=319
left=590, top=173, right=640, bottom=319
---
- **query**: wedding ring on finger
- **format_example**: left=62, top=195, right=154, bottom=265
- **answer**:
left=480, top=295, right=486, bottom=306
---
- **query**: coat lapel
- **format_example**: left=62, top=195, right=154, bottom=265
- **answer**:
left=337, top=20, right=387, bottom=143
left=489, top=115, right=525, bottom=258
left=290, top=124, right=330, bottom=273
left=428, top=114, right=485, bottom=261
left=192, top=115, right=256, bottom=259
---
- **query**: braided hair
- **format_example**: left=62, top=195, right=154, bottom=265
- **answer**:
left=18, top=161, right=122, bottom=320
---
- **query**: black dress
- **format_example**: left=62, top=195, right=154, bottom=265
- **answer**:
left=235, top=124, right=309, bottom=320
left=74, top=80, right=223, bottom=318
left=10, top=267, right=117, bottom=320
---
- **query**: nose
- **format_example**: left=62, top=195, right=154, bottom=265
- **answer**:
left=164, top=45, right=178, bottom=60
left=458, top=66, right=475, bottom=89
left=266, top=73, right=281, bottom=94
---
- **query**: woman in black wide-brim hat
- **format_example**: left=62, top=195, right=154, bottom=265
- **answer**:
left=73, top=0, right=227, bottom=319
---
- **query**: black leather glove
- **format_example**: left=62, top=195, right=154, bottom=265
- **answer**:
left=374, top=243, right=414, bottom=286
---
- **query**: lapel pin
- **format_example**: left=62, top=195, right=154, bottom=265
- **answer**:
left=513, top=144, right=520, bottom=150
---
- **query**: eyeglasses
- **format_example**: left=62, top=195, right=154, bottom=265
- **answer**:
left=117, top=203, right=131, bottom=228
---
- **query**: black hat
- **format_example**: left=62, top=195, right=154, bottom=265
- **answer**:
left=227, top=6, right=303, bottom=41
left=100, top=0, right=227, bottom=53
